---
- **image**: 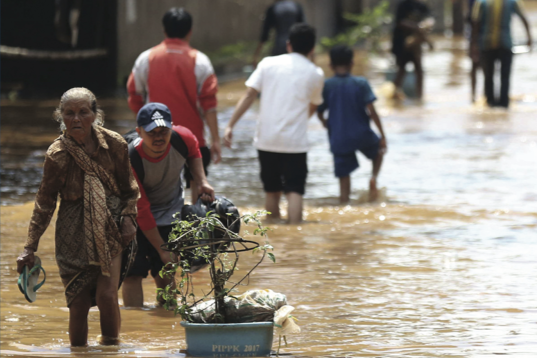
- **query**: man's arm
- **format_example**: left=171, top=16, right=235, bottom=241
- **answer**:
left=309, top=104, right=318, bottom=118
left=204, top=110, right=221, bottom=164
left=141, top=227, right=176, bottom=265
left=188, top=157, right=215, bottom=202
left=309, top=72, right=325, bottom=118
left=194, top=51, right=221, bottom=162
left=367, top=103, right=387, bottom=152
left=317, top=109, right=328, bottom=128
left=224, top=87, right=259, bottom=147
left=517, top=6, right=533, bottom=50
left=131, top=170, right=173, bottom=264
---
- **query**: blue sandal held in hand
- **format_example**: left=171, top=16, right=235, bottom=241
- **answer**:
left=17, top=256, right=46, bottom=303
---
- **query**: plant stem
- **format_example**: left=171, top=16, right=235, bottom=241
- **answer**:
left=210, top=230, right=226, bottom=323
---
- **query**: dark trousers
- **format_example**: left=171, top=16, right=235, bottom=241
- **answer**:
left=481, top=48, right=513, bottom=108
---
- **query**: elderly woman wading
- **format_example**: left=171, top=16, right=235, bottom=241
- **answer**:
left=16, top=88, right=140, bottom=346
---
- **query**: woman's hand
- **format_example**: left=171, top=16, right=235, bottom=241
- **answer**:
left=17, top=248, right=35, bottom=273
left=121, top=216, right=137, bottom=244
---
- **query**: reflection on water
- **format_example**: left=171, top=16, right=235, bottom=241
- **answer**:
left=2, top=13, right=537, bottom=357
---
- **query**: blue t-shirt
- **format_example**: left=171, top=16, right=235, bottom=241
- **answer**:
left=318, top=74, right=377, bottom=155
left=472, top=0, right=523, bottom=50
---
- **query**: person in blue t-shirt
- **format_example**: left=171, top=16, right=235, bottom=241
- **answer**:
left=317, top=45, right=387, bottom=203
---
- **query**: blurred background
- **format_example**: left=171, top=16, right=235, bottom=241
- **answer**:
left=2, top=1, right=537, bottom=357
left=1, top=0, right=460, bottom=97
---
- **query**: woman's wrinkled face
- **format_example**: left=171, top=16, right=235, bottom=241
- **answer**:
left=62, top=98, right=95, bottom=141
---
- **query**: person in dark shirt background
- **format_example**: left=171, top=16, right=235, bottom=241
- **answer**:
left=391, top=0, right=434, bottom=100
left=471, top=0, right=532, bottom=108
left=467, top=0, right=480, bottom=103
left=252, top=0, right=305, bottom=67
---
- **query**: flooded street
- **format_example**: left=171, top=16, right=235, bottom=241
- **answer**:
left=2, top=11, right=537, bottom=358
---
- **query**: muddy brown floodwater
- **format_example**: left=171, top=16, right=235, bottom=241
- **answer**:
left=2, top=8, right=537, bottom=358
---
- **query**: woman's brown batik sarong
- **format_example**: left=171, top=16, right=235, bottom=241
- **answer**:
left=57, top=198, right=136, bottom=306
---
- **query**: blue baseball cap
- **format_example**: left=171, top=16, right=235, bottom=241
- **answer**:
left=136, top=103, right=173, bottom=132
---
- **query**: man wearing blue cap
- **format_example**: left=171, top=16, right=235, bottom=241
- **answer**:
left=122, top=102, right=215, bottom=307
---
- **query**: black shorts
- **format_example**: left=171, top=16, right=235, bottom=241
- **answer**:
left=184, top=146, right=210, bottom=188
left=126, top=225, right=173, bottom=279
left=257, top=150, right=308, bottom=195
left=395, top=49, right=418, bottom=68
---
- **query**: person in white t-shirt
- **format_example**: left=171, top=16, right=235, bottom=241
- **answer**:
left=224, top=23, right=324, bottom=224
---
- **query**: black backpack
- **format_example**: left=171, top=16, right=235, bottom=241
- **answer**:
left=123, top=128, right=189, bottom=183
left=181, top=196, right=241, bottom=236
left=178, top=196, right=241, bottom=271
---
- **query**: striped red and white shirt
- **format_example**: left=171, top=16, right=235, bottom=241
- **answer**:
left=127, top=38, right=218, bottom=148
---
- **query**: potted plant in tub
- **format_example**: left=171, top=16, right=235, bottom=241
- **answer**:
left=158, top=198, right=287, bottom=357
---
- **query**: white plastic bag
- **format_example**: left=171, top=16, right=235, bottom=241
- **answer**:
left=188, top=289, right=288, bottom=323
left=274, top=305, right=301, bottom=335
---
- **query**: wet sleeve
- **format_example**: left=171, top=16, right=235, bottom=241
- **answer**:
left=362, top=80, right=377, bottom=105
left=317, top=81, right=329, bottom=114
left=199, top=74, right=218, bottom=113
left=132, top=169, right=157, bottom=231
left=173, top=126, right=202, bottom=159
left=127, top=73, right=144, bottom=116
left=114, top=140, right=140, bottom=219
left=260, top=5, right=276, bottom=42
left=25, top=153, right=64, bottom=252
left=245, top=61, right=264, bottom=92
left=195, top=52, right=218, bottom=113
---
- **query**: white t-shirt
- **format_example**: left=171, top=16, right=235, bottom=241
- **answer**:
left=245, top=53, right=325, bottom=153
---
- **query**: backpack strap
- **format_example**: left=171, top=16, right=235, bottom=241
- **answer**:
left=169, top=130, right=189, bottom=160
left=128, top=142, right=145, bottom=183
left=123, top=128, right=139, bottom=144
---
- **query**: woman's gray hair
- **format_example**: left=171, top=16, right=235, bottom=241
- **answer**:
left=53, top=87, right=105, bottom=131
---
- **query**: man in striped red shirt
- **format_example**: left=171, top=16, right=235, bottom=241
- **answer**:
left=127, top=8, right=221, bottom=201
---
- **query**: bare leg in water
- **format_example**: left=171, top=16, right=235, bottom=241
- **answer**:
left=69, top=287, right=92, bottom=346
left=471, top=61, right=479, bottom=103
left=339, top=176, right=351, bottom=204
left=95, top=254, right=122, bottom=345
left=286, top=192, right=303, bottom=224
left=412, top=49, right=424, bottom=100
left=369, top=151, right=385, bottom=202
left=69, top=254, right=123, bottom=346
left=393, top=62, right=407, bottom=100
left=265, top=192, right=282, bottom=222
